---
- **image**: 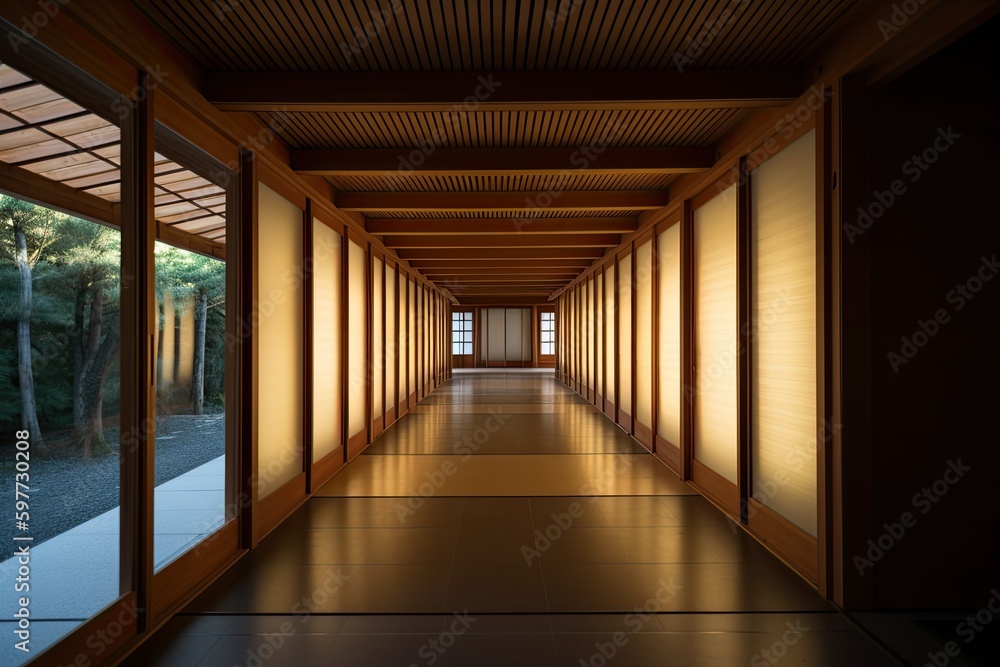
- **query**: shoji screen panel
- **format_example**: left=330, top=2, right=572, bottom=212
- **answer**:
left=657, top=223, right=683, bottom=459
left=372, top=256, right=383, bottom=425
left=587, top=278, right=595, bottom=396
left=384, top=262, right=396, bottom=422
left=520, top=308, right=532, bottom=362
left=693, top=185, right=739, bottom=505
left=505, top=308, right=523, bottom=362
left=408, top=278, right=416, bottom=402
left=397, top=271, right=407, bottom=408
left=604, top=264, right=616, bottom=410
left=256, top=184, right=303, bottom=498
left=347, top=237, right=367, bottom=446
left=618, top=253, right=633, bottom=427
left=596, top=272, right=604, bottom=401
left=312, top=218, right=343, bottom=464
left=635, top=239, right=654, bottom=445
left=751, top=130, right=818, bottom=538
left=487, top=308, right=506, bottom=363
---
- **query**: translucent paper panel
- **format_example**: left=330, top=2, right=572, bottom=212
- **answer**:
left=313, top=220, right=342, bottom=462
left=397, top=272, right=407, bottom=404
left=618, top=254, right=632, bottom=415
left=604, top=265, right=616, bottom=403
left=408, top=280, right=416, bottom=394
left=635, top=241, right=653, bottom=427
left=587, top=279, right=595, bottom=389
left=657, top=224, right=682, bottom=445
left=385, top=263, right=396, bottom=415
left=751, top=129, right=817, bottom=536
left=596, top=273, right=603, bottom=396
left=521, top=308, right=532, bottom=361
left=347, top=239, right=366, bottom=438
left=487, top=308, right=506, bottom=361
left=505, top=308, right=523, bottom=360
left=372, top=257, right=383, bottom=417
left=693, top=185, right=738, bottom=484
left=257, top=184, right=303, bottom=497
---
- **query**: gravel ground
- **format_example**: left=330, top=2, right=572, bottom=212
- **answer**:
left=3, top=413, right=224, bottom=558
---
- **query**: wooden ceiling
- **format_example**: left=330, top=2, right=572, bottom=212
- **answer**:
left=0, top=63, right=228, bottom=245
left=133, top=0, right=859, bottom=304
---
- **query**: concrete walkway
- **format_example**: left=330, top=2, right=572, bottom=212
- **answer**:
left=0, top=455, right=225, bottom=665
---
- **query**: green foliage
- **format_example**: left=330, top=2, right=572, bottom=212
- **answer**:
left=0, top=196, right=229, bottom=443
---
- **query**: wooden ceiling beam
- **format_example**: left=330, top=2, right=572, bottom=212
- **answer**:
left=409, top=258, right=593, bottom=269
left=419, top=267, right=582, bottom=275
left=457, top=296, right=554, bottom=305
left=337, top=191, right=668, bottom=212
left=429, top=274, right=578, bottom=282
left=294, top=147, right=714, bottom=175
left=396, top=247, right=604, bottom=260
left=366, top=217, right=637, bottom=235
left=382, top=234, right=620, bottom=248
left=205, top=68, right=803, bottom=112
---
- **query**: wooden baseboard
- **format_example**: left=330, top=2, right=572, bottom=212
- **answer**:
left=153, top=520, right=240, bottom=619
left=255, top=472, right=307, bottom=542
left=371, top=415, right=384, bottom=438
left=618, top=409, right=633, bottom=434
left=747, top=498, right=819, bottom=584
left=654, top=434, right=680, bottom=474
left=634, top=420, right=653, bottom=451
left=347, top=429, right=368, bottom=459
left=311, top=445, right=345, bottom=491
left=409, top=390, right=417, bottom=407
left=604, top=400, right=616, bottom=420
left=690, top=459, right=739, bottom=518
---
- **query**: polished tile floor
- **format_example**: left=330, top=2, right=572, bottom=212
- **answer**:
left=126, top=370, right=899, bottom=666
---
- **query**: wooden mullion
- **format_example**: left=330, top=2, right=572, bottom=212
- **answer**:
left=737, top=156, right=752, bottom=524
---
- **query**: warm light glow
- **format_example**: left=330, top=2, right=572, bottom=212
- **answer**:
left=618, top=254, right=632, bottom=415
left=257, top=183, right=304, bottom=496
left=596, top=273, right=603, bottom=396
left=635, top=241, right=653, bottom=428
left=693, top=185, right=738, bottom=484
left=751, top=129, right=818, bottom=536
left=604, top=264, right=616, bottom=403
left=313, top=219, right=342, bottom=461
left=657, top=223, right=682, bottom=446
left=385, top=262, right=396, bottom=414
left=347, top=239, right=367, bottom=438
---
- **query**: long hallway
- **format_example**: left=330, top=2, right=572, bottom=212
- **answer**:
left=127, top=371, right=895, bottom=665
